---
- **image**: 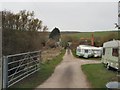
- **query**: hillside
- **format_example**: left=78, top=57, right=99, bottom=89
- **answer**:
left=61, top=31, right=119, bottom=48
left=61, top=31, right=118, bottom=39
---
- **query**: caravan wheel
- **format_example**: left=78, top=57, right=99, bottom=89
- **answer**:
left=106, top=64, right=110, bottom=70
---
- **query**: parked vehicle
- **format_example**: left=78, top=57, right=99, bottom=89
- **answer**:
left=92, top=47, right=103, bottom=57
left=76, top=45, right=102, bottom=58
left=101, top=40, right=120, bottom=70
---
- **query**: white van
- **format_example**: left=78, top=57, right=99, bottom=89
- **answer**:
left=101, top=40, right=120, bottom=70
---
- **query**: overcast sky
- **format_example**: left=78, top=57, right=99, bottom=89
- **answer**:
left=0, top=1, right=118, bottom=32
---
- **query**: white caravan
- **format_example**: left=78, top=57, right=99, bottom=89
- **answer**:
left=76, top=45, right=102, bottom=58
left=92, top=47, right=103, bottom=57
left=101, top=40, right=120, bottom=70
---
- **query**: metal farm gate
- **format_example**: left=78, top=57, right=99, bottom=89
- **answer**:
left=2, top=50, right=41, bottom=88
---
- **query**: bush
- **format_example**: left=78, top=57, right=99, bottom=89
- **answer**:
left=2, top=29, right=47, bottom=55
left=46, top=39, right=56, bottom=48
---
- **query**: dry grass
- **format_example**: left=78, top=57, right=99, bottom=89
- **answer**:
left=41, top=47, right=62, bottom=62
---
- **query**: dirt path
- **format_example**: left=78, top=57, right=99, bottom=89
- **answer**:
left=36, top=49, right=100, bottom=88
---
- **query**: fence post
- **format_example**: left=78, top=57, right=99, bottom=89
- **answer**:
left=39, top=51, right=42, bottom=68
left=40, top=50, right=42, bottom=63
left=0, top=57, right=2, bottom=90
left=3, top=56, right=8, bottom=89
left=36, top=51, right=41, bottom=70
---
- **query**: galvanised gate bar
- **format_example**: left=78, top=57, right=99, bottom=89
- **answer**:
left=3, top=50, right=41, bottom=88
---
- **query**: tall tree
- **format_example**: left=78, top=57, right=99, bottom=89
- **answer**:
left=2, top=10, right=48, bottom=55
left=43, top=25, right=48, bottom=32
left=2, top=10, right=43, bottom=31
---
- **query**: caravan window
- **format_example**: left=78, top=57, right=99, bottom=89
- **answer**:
left=112, top=48, right=118, bottom=57
left=103, top=48, right=105, bottom=55
left=85, top=49, right=88, bottom=53
left=77, top=49, right=81, bottom=52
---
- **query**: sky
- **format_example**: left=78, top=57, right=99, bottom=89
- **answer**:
left=0, top=0, right=119, bottom=32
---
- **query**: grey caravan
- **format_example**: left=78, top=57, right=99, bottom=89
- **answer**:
left=101, top=40, right=120, bottom=70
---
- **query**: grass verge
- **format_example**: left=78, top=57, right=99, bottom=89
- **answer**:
left=71, top=49, right=101, bottom=60
left=10, top=49, right=65, bottom=89
left=81, top=63, right=117, bottom=88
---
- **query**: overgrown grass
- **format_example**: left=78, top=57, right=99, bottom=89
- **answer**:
left=71, top=49, right=101, bottom=60
left=10, top=49, right=65, bottom=89
left=81, top=64, right=117, bottom=88
left=71, top=49, right=76, bottom=58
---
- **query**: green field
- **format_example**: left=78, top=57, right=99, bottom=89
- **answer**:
left=81, top=64, right=117, bottom=88
left=61, top=31, right=118, bottom=39
left=61, top=31, right=119, bottom=48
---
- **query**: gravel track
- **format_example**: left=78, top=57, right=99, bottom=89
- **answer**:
left=36, top=49, right=100, bottom=88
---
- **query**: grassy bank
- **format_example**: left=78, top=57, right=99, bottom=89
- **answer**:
left=81, top=64, right=117, bottom=88
left=71, top=49, right=76, bottom=58
left=10, top=49, right=65, bottom=89
left=71, top=49, right=101, bottom=60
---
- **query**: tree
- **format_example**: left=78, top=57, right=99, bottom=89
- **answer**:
left=61, top=35, right=80, bottom=49
left=43, top=25, right=48, bottom=32
left=49, top=27, right=60, bottom=41
left=2, top=10, right=48, bottom=55
left=2, top=10, right=43, bottom=31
